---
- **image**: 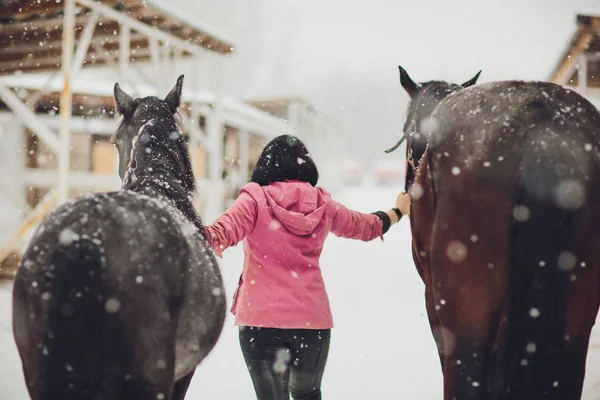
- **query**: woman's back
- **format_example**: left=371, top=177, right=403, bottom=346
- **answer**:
left=205, top=180, right=384, bottom=329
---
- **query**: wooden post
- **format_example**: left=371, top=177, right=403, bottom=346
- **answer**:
left=57, top=0, right=75, bottom=204
left=578, top=53, right=588, bottom=95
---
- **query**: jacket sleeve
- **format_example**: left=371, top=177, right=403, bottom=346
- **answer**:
left=203, top=191, right=258, bottom=257
left=330, top=200, right=384, bottom=241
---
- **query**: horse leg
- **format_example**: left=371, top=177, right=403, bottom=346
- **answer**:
left=410, top=242, right=444, bottom=371
left=171, top=370, right=196, bottom=400
left=428, top=199, right=509, bottom=399
left=424, top=286, right=445, bottom=372
left=438, top=303, right=504, bottom=400
left=120, top=313, right=178, bottom=400
left=121, top=378, right=173, bottom=400
left=551, top=258, right=599, bottom=400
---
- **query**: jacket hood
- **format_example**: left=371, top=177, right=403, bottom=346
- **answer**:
left=262, top=181, right=331, bottom=236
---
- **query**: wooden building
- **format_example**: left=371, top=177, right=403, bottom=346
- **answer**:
left=0, top=0, right=293, bottom=276
left=550, top=13, right=600, bottom=102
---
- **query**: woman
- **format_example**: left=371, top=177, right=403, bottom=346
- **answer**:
left=204, top=135, right=410, bottom=400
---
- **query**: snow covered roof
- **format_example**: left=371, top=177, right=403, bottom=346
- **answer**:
left=0, top=0, right=234, bottom=76
left=549, top=13, right=600, bottom=87
left=0, top=74, right=293, bottom=137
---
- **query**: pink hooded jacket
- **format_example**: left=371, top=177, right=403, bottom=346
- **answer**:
left=204, top=181, right=384, bottom=329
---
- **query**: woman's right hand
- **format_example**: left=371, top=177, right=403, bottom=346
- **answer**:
left=396, top=192, right=411, bottom=216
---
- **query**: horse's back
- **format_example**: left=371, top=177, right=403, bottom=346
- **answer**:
left=13, top=190, right=225, bottom=397
left=430, top=80, right=600, bottom=161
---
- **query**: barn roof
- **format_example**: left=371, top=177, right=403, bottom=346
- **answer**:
left=0, top=0, right=234, bottom=76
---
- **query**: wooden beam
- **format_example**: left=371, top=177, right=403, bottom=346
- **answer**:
left=578, top=53, right=588, bottom=94
left=0, top=16, right=93, bottom=36
left=72, top=10, right=100, bottom=78
left=0, top=83, right=60, bottom=152
left=24, top=169, right=121, bottom=189
left=76, top=0, right=206, bottom=56
left=0, top=35, right=149, bottom=60
left=0, top=48, right=152, bottom=74
left=0, top=0, right=65, bottom=20
left=0, top=20, right=122, bottom=47
left=551, top=30, right=593, bottom=85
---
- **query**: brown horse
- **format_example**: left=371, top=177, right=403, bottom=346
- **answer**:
left=387, top=66, right=600, bottom=399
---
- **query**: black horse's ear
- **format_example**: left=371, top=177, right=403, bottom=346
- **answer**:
left=114, top=83, right=135, bottom=116
left=399, top=66, right=421, bottom=99
left=462, top=71, right=482, bottom=88
left=165, top=74, right=184, bottom=114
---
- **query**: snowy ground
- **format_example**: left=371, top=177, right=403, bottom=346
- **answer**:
left=1, top=182, right=599, bottom=399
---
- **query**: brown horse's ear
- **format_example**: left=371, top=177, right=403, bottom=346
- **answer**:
left=165, top=74, right=184, bottom=114
left=462, top=71, right=482, bottom=88
left=399, top=66, right=421, bottom=99
left=114, top=83, right=135, bottom=116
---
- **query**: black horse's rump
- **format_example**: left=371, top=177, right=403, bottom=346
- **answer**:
left=13, top=76, right=226, bottom=400
left=395, top=67, right=600, bottom=399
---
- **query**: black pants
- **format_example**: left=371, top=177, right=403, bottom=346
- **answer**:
left=239, top=326, right=331, bottom=400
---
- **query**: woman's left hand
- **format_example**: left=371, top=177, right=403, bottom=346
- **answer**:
left=396, top=191, right=411, bottom=216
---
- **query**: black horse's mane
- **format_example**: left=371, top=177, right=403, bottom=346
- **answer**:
left=120, top=107, right=205, bottom=237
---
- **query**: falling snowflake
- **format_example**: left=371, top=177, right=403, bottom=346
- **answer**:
left=420, top=116, right=439, bottom=135
left=273, top=348, right=291, bottom=374
left=269, top=220, right=281, bottom=230
left=557, top=251, right=576, bottom=271
left=529, top=308, right=540, bottom=318
left=410, top=182, right=424, bottom=199
left=446, top=241, right=467, bottom=262
left=59, top=229, right=80, bottom=245
left=513, top=205, right=530, bottom=222
left=554, top=180, right=585, bottom=210
left=104, top=298, right=121, bottom=314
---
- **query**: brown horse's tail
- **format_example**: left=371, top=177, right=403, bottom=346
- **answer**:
left=493, top=111, right=588, bottom=398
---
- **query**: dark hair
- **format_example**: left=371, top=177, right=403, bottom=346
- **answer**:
left=250, top=135, right=319, bottom=186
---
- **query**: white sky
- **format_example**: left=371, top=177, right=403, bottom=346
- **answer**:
left=170, top=0, right=600, bottom=157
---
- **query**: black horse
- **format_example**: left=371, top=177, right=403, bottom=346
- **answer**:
left=12, top=76, right=226, bottom=400
left=388, top=66, right=600, bottom=399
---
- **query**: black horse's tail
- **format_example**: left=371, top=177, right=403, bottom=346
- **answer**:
left=38, top=238, right=122, bottom=399
left=495, top=110, right=587, bottom=398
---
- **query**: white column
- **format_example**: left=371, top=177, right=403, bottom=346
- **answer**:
left=0, top=118, right=26, bottom=210
left=239, top=129, right=250, bottom=183
left=71, top=10, right=99, bottom=79
left=188, top=55, right=204, bottom=144
left=203, top=100, right=225, bottom=223
left=57, top=0, right=75, bottom=204
left=119, top=24, right=130, bottom=82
